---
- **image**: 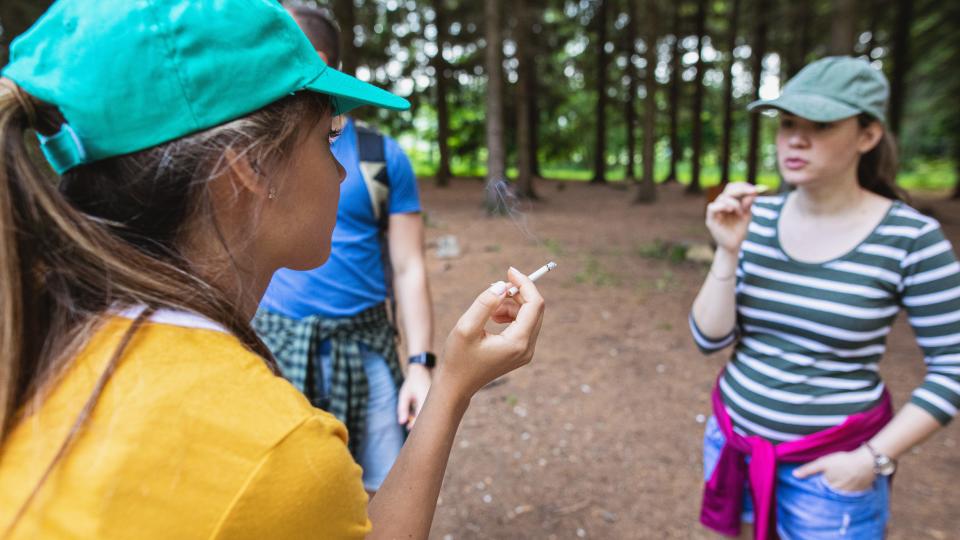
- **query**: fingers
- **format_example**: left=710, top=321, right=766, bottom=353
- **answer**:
left=792, top=458, right=824, bottom=479
left=453, top=281, right=509, bottom=339
left=397, top=390, right=411, bottom=425
left=501, top=267, right=545, bottom=343
left=492, top=298, right=521, bottom=323
left=722, top=181, right=759, bottom=199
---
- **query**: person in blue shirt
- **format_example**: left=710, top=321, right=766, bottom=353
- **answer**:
left=254, top=4, right=434, bottom=494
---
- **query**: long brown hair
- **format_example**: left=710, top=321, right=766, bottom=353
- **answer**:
left=857, top=113, right=905, bottom=201
left=0, top=79, right=329, bottom=523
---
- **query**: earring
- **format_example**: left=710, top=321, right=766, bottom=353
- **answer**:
left=268, top=187, right=277, bottom=200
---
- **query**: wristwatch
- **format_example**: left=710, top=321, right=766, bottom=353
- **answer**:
left=864, top=443, right=897, bottom=476
left=408, top=352, right=437, bottom=369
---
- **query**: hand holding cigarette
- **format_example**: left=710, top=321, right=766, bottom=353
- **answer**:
left=507, top=261, right=557, bottom=296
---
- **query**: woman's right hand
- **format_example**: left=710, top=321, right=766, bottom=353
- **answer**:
left=437, top=267, right=545, bottom=400
left=705, top=182, right=759, bottom=254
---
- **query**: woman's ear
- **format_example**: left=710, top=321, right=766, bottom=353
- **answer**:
left=221, top=147, right=271, bottom=200
left=857, top=121, right=885, bottom=155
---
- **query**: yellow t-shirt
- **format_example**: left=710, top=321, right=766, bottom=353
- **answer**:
left=0, top=311, right=371, bottom=539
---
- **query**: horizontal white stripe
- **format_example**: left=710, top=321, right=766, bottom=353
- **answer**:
left=741, top=285, right=900, bottom=319
left=726, top=363, right=885, bottom=405
left=741, top=337, right=877, bottom=372
left=689, top=316, right=736, bottom=351
left=903, top=285, right=960, bottom=307
left=740, top=306, right=891, bottom=342
left=909, top=309, right=960, bottom=328
left=824, top=261, right=902, bottom=285
left=926, top=353, right=960, bottom=365
left=751, top=206, right=779, bottom=220
left=724, top=405, right=799, bottom=442
left=903, top=262, right=960, bottom=288
left=748, top=222, right=776, bottom=238
left=902, top=240, right=951, bottom=268
left=721, top=377, right=850, bottom=425
left=891, top=207, right=937, bottom=228
left=858, top=243, right=907, bottom=260
left=926, top=373, right=960, bottom=396
left=736, top=351, right=874, bottom=390
left=917, top=332, right=960, bottom=348
left=742, top=261, right=889, bottom=299
left=742, top=240, right=787, bottom=261
left=913, top=388, right=958, bottom=417
left=929, top=366, right=960, bottom=375
left=875, top=225, right=921, bottom=239
left=743, top=325, right=886, bottom=359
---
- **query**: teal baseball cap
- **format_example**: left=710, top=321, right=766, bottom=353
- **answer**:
left=1, top=0, right=410, bottom=174
left=747, top=56, right=889, bottom=124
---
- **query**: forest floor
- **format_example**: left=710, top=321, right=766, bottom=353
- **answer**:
left=418, top=179, right=960, bottom=539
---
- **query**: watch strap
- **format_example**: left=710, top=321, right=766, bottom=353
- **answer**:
left=408, top=352, right=437, bottom=368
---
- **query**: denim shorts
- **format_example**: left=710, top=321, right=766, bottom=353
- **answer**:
left=318, top=340, right=405, bottom=491
left=702, top=416, right=889, bottom=539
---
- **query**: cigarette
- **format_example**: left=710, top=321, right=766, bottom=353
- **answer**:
left=733, top=185, right=770, bottom=199
left=507, top=261, right=557, bottom=296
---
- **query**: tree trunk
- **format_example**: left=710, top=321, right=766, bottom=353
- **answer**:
left=635, top=0, right=659, bottom=203
left=888, top=0, right=912, bottom=136
left=829, top=0, right=857, bottom=56
left=433, top=0, right=452, bottom=187
left=334, top=0, right=358, bottom=76
left=786, top=0, right=812, bottom=79
left=664, top=0, right=683, bottom=182
left=592, top=0, right=610, bottom=184
left=484, top=0, right=508, bottom=213
left=746, top=0, right=768, bottom=185
left=719, top=0, right=741, bottom=186
left=625, top=0, right=639, bottom=182
left=688, top=0, right=707, bottom=194
left=515, top=0, right=538, bottom=199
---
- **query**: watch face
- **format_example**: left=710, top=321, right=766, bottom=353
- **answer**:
left=877, top=457, right=896, bottom=476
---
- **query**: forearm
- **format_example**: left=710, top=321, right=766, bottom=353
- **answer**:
left=691, top=247, right=740, bottom=339
left=366, top=372, right=467, bottom=538
left=394, top=263, right=434, bottom=356
left=868, top=402, right=943, bottom=460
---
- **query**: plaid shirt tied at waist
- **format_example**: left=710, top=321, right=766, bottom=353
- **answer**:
left=252, top=303, right=405, bottom=458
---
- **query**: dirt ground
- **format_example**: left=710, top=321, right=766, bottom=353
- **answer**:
left=417, top=179, right=960, bottom=540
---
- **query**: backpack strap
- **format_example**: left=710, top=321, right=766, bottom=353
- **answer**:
left=354, top=122, right=397, bottom=320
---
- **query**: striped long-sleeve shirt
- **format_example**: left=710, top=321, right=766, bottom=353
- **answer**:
left=690, top=195, right=960, bottom=442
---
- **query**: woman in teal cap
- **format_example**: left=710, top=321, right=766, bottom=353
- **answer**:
left=690, top=56, right=960, bottom=539
left=0, top=1, right=544, bottom=538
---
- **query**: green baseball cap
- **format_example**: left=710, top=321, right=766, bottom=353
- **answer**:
left=1, top=0, right=410, bottom=174
left=747, top=56, right=888, bottom=124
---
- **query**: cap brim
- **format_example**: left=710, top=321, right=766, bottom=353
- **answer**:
left=747, top=93, right=860, bottom=122
left=305, top=65, right=410, bottom=116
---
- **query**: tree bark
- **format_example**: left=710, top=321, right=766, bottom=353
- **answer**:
left=719, top=0, right=741, bottom=186
left=786, top=0, right=812, bottom=79
left=484, top=0, right=508, bottom=212
left=625, top=0, right=639, bottom=182
left=334, top=0, right=358, bottom=76
left=592, top=0, right=610, bottom=184
left=688, top=0, right=707, bottom=194
left=888, top=0, right=912, bottom=136
left=746, top=0, right=768, bottom=185
left=515, top=0, right=538, bottom=199
left=635, top=0, right=659, bottom=203
left=433, top=0, right=453, bottom=187
left=829, top=0, right=857, bottom=56
left=664, top=0, right=683, bottom=182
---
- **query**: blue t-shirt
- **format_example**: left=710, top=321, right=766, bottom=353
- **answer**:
left=260, top=119, right=421, bottom=318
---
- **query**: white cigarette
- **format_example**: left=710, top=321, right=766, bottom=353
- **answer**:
left=507, top=261, right=558, bottom=296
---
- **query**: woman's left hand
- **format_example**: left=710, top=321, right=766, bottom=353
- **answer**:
left=397, top=364, right=432, bottom=429
left=793, top=446, right=876, bottom=492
